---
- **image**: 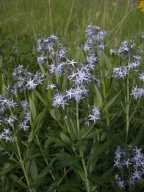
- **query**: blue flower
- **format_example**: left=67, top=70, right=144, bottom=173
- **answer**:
left=37, top=56, right=47, bottom=64
left=52, top=93, right=67, bottom=109
left=115, top=175, right=125, bottom=189
left=113, top=66, right=128, bottom=79
left=66, top=86, right=88, bottom=103
left=131, top=87, right=144, bottom=100
left=0, top=128, right=12, bottom=142
left=88, top=106, right=100, bottom=123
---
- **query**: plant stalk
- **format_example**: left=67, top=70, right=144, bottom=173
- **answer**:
left=76, top=101, right=80, bottom=137
left=80, top=150, right=90, bottom=192
left=14, top=135, right=33, bottom=192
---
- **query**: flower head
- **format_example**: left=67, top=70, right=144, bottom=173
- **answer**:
left=115, top=175, right=125, bottom=189
left=20, top=100, right=29, bottom=111
left=49, top=63, right=65, bottom=75
left=20, top=112, right=31, bottom=131
left=26, top=78, right=38, bottom=90
left=84, top=25, right=106, bottom=52
left=68, top=67, right=91, bottom=86
left=113, top=66, right=128, bottom=79
left=118, top=41, right=129, bottom=54
left=128, top=55, right=141, bottom=70
left=37, top=35, right=58, bottom=52
left=46, top=83, right=56, bottom=90
left=0, top=96, right=17, bottom=113
left=139, top=73, right=144, bottom=81
left=4, top=115, right=17, bottom=127
left=129, top=170, right=143, bottom=185
left=66, top=87, right=88, bottom=103
left=52, top=93, right=67, bottom=108
left=86, top=54, right=98, bottom=70
left=37, top=56, right=47, bottom=64
left=12, top=65, right=44, bottom=92
left=88, top=106, right=100, bottom=123
left=131, top=87, right=144, bottom=100
left=0, top=128, right=12, bottom=142
left=118, top=40, right=135, bottom=56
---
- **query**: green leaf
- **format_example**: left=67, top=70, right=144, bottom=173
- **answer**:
left=25, top=160, right=38, bottom=182
left=55, top=152, right=80, bottom=170
left=35, top=90, right=47, bottom=106
left=94, top=85, right=103, bottom=107
left=0, top=163, right=16, bottom=176
left=60, top=132, right=71, bottom=145
left=29, top=93, right=37, bottom=120
left=30, top=160, right=38, bottom=181
left=10, top=174, right=27, bottom=189
left=103, top=91, right=121, bottom=111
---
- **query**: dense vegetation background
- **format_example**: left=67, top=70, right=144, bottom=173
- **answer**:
left=0, top=0, right=144, bottom=192
left=0, top=0, right=144, bottom=71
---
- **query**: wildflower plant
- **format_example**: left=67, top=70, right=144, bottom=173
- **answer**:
left=1, top=24, right=144, bottom=192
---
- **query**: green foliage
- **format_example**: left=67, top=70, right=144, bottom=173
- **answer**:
left=0, top=0, right=144, bottom=192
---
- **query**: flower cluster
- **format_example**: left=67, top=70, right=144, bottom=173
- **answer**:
left=110, top=40, right=136, bottom=57
left=0, top=128, right=12, bottom=142
left=110, top=37, right=144, bottom=102
left=35, top=26, right=104, bottom=111
left=112, top=54, right=141, bottom=80
left=37, top=35, right=58, bottom=53
left=9, top=65, right=44, bottom=94
left=128, top=55, right=141, bottom=70
left=0, top=25, right=106, bottom=143
left=68, top=67, right=92, bottom=86
left=131, top=87, right=144, bottom=100
left=0, top=96, right=31, bottom=142
left=114, top=145, right=144, bottom=190
left=118, top=40, right=135, bottom=55
left=0, top=96, right=17, bottom=113
left=37, top=35, right=67, bottom=66
left=0, top=95, right=17, bottom=131
left=84, top=25, right=106, bottom=52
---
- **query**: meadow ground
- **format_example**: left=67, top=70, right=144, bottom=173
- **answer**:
left=0, top=0, right=144, bottom=70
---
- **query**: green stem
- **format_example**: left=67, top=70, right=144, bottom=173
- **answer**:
left=76, top=102, right=90, bottom=191
left=10, top=110, right=33, bottom=192
left=99, top=52, right=110, bottom=129
left=14, top=135, right=33, bottom=192
left=57, top=168, right=70, bottom=186
left=36, top=135, right=55, bottom=181
left=36, top=135, right=49, bottom=166
left=126, top=64, right=130, bottom=143
left=126, top=79, right=129, bottom=142
left=80, top=150, right=90, bottom=192
left=76, top=101, right=80, bottom=137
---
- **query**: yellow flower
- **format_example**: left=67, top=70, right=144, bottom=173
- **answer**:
left=138, top=0, right=144, bottom=12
